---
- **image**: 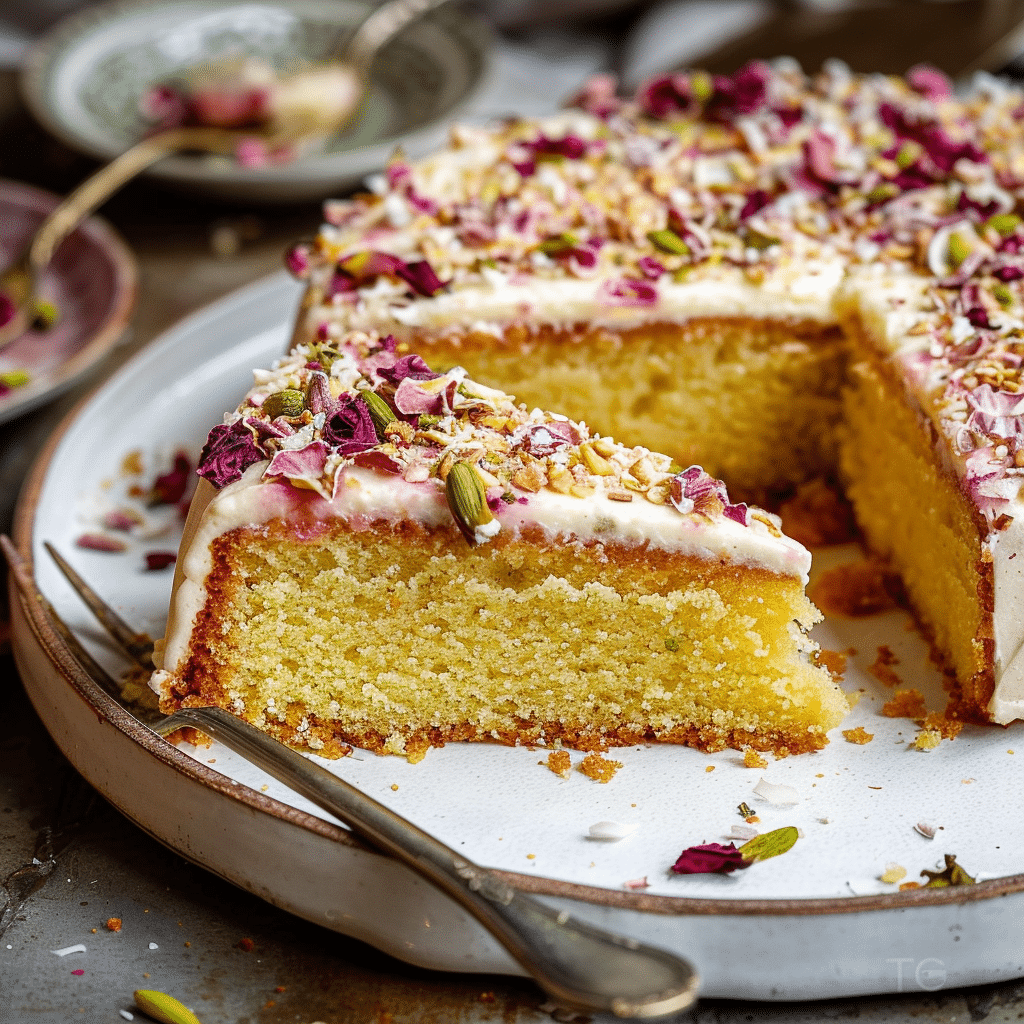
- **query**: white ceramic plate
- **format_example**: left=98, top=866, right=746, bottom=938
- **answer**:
left=20, top=0, right=492, bottom=203
left=11, top=272, right=1024, bottom=1001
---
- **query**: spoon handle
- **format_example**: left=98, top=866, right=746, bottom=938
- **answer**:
left=25, top=127, right=241, bottom=273
left=157, top=706, right=700, bottom=1020
left=0, top=126, right=244, bottom=352
left=339, top=0, right=459, bottom=78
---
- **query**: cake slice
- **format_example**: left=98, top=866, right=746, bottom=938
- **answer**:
left=150, top=332, right=847, bottom=760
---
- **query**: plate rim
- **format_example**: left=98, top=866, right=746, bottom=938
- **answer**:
left=0, top=177, right=138, bottom=424
left=18, top=0, right=494, bottom=192
left=11, top=269, right=1024, bottom=921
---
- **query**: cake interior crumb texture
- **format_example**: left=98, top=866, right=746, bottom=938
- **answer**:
left=169, top=522, right=845, bottom=760
left=418, top=318, right=849, bottom=502
left=841, top=355, right=990, bottom=717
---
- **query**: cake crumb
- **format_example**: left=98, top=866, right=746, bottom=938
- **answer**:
left=545, top=750, right=572, bottom=778
left=842, top=727, right=874, bottom=745
left=899, top=881, right=922, bottom=891
left=880, top=863, right=907, bottom=884
left=743, top=749, right=768, bottom=768
left=922, top=711, right=963, bottom=740
left=705, top=765, right=715, bottom=773
left=391, top=784, right=399, bottom=791
left=813, top=648, right=848, bottom=681
left=868, top=646, right=901, bottom=687
left=577, top=753, right=622, bottom=783
left=105, top=918, right=122, bottom=932
left=882, top=688, right=927, bottom=718
left=808, top=559, right=899, bottom=617
left=912, top=729, right=942, bottom=750
left=776, top=478, right=856, bottom=547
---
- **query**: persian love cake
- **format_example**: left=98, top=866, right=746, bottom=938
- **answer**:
left=283, top=61, right=1024, bottom=727
left=149, top=333, right=846, bottom=760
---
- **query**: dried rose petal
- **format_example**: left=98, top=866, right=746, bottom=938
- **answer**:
left=395, top=259, right=447, bottom=297
left=76, top=533, right=127, bottom=553
left=623, top=876, right=650, bottom=890
left=568, top=74, right=622, bottom=119
left=907, top=64, right=952, bottom=102
left=235, top=137, right=270, bottom=168
left=351, top=450, right=403, bottom=475
left=740, top=190, right=772, bottom=220
left=723, top=501, right=749, bottom=526
left=520, top=421, right=579, bottom=457
left=879, top=102, right=985, bottom=175
left=0, top=291, right=15, bottom=329
left=322, top=393, right=379, bottom=455
left=151, top=453, right=192, bottom=505
left=284, top=243, right=311, bottom=278
left=509, top=133, right=590, bottom=175
left=188, top=85, right=270, bottom=128
left=706, top=61, right=771, bottom=121
left=197, top=421, right=265, bottom=489
left=139, top=84, right=188, bottom=128
left=671, top=842, right=752, bottom=875
left=637, top=255, right=665, bottom=280
left=599, top=277, right=658, bottom=307
left=638, top=74, right=695, bottom=119
left=265, top=441, right=331, bottom=487
left=103, top=509, right=141, bottom=532
left=376, top=353, right=440, bottom=386
left=145, top=551, right=177, bottom=571
left=670, top=466, right=732, bottom=519
left=966, top=383, right=1024, bottom=437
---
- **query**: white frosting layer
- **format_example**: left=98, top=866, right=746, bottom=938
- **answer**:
left=332, top=261, right=844, bottom=339
left=157, top=460, right=811, bottom=677
left=989, top=515, right=1024, bottom=722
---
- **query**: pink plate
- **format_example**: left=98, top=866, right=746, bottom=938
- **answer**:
left=0, top=177, right=137, bottom=424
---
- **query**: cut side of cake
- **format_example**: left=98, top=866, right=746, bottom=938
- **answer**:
left=281, top=61, right=1024, bottom=726
left=838, top=262, right=1024, bottom=725
left=151, top=333, right=847, bottom=760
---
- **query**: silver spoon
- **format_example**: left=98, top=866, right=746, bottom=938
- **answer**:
left=0, top=0, right=456, bottom=352
left=2, top=535, right=701, bottom=1020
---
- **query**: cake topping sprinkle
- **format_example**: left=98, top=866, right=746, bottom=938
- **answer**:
left=194, top=332, right=781, bottom=549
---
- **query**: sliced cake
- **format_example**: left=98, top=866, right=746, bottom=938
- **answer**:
left=280, top=61, right=1024, bottom=725
left=150, top=332, right=846, bottom=760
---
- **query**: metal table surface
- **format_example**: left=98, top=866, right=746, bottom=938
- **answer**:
left=3, top=54, right=1024, bottom=1024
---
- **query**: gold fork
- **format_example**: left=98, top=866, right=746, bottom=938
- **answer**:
left=1, top=534, right=701, bottom=1020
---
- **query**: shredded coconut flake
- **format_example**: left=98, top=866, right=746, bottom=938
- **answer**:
left=753, top=777, right=801, bottom=805
left=587, top=820, right=639, bottom=841
left=51, top=944, right=87, bottom=957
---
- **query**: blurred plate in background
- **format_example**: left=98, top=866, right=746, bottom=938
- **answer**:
left=20, top=0, right=492, bottom=203
left=0, top=177, right=136, bottom=425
